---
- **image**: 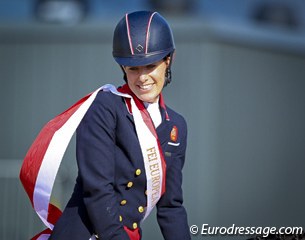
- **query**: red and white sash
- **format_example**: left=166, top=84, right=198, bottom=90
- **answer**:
left=118, top=84, right=167, bottom=221
left=20, top=84, right=166, bottom=240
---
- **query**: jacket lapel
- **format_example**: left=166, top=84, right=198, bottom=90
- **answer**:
left=156, top=107, right=171, bottom=145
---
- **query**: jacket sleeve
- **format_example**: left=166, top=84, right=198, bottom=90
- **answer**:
left=156, top=119, right=191, bottom=240
left=76, top=93, right=130, bottom=240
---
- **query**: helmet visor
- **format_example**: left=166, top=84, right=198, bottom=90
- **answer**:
left=114, top=50, right=171, bottom=67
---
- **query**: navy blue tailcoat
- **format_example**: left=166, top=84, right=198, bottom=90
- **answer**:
left=50, top=89, right=190, bottom=240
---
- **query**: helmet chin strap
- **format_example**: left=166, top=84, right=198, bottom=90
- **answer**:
left=120, top=65, right=128, bottom=82
left=164, top=68, right=171, bottom=86
left=164, top=51, right=175, bottom=86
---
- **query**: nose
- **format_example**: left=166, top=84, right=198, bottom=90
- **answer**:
left=139, top=70, right=148, bottom=83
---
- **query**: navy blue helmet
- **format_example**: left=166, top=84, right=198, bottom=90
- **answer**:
left=113, top=11, right=175, bottom=67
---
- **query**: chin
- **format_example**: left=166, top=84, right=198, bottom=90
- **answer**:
left=139, top=94, right=158, bottom=103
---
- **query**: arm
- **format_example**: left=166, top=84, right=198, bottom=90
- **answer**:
left=156, top=121, right=191, bottom=240
left=76, top=93, right=129, bottom=240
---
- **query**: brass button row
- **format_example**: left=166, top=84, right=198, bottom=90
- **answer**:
left=126, top=169, right=142, bottom=189
left=118, top=215, right=138, bottom=230
left=119, top=168, right=143, bottom=230
left=120, top=200, right=144, bottom=214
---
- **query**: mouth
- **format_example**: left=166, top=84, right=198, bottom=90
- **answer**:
left=138, top=83, right=154, bottom=91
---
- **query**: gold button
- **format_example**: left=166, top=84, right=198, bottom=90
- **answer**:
left=119, top=215, right=123, bottom=222
left=135, top=169, right=141, bottom=176
left=120, top=199, right=127, bottom=205
left=138, top=206, right=144, bottom=213
left=132, top=222, right=138, bottom=229
left=127, top=181, right=133, bottom=188
left=145, top=190, right=147, bottom=195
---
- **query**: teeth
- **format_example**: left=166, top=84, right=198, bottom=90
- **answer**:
left=139, top=84, right=152, bottom=90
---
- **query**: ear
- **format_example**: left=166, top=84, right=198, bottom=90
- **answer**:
left=165, top=57, right=171, bottom=67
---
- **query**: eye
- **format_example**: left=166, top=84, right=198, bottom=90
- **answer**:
left=146, top=64, right=156, bottom=70
left=126, top=67, right=138, bottom=71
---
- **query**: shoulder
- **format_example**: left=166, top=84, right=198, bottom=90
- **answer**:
left=82, top=89, right=125, bottom=122
left=94, top=89, right=123, bottom=105
left=78, top=89, right=127, bottom=134
left=90, top=89, right=126, bottom=111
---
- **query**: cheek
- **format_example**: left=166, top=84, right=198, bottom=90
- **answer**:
left=126, top=73, right=137, bottom=84
left=152, top=68, right=166, bottom=82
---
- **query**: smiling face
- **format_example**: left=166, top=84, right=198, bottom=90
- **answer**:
left=123, top=58, right=169, bottom=103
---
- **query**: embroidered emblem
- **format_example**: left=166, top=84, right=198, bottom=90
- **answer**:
left=170, top=126, right=178, bottom=142
left=136, top=44, right=144, bottom=52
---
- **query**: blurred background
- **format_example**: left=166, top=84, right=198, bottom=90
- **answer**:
left=1, top=0, right=305, bottom=239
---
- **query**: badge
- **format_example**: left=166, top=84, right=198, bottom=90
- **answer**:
left=170, top=126, right=178, bottom=142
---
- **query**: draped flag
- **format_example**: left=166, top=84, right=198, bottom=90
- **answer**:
left=20, top=84, right=166, bottom=240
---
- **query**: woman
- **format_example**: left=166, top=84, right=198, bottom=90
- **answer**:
left=24, top=10, right=190, bottom=240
